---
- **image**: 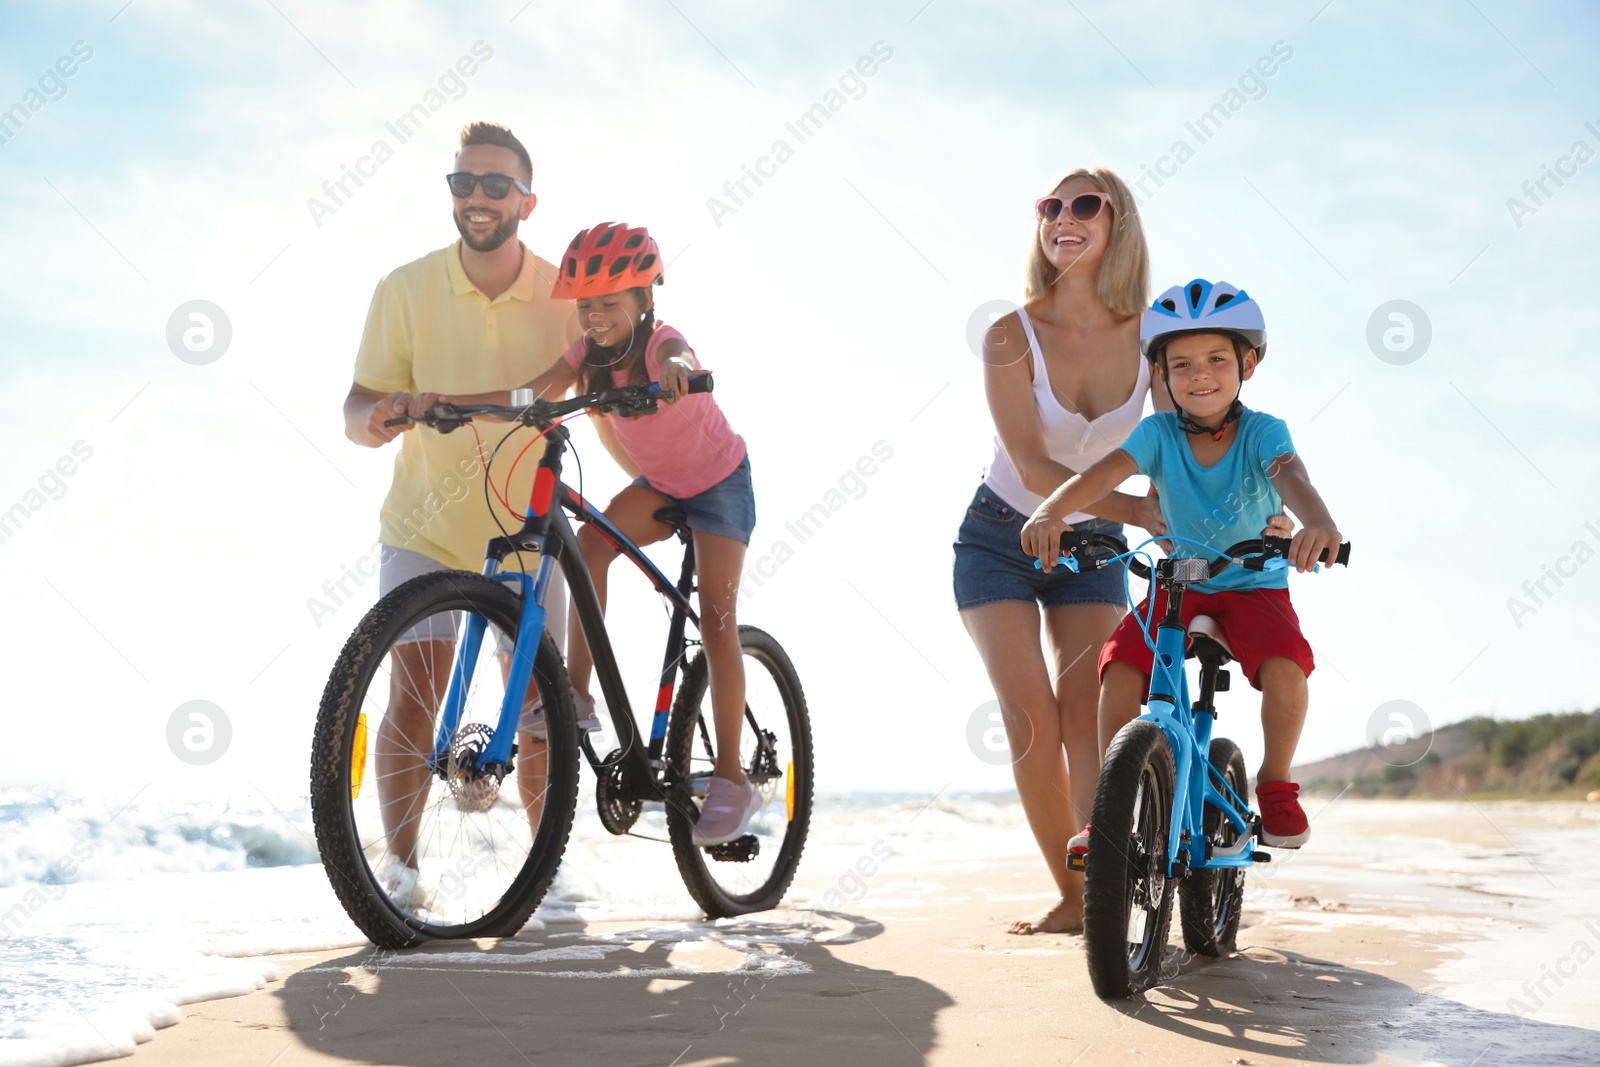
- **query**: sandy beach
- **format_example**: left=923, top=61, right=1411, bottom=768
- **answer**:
left=79, top=797, right=1593, bottom=1067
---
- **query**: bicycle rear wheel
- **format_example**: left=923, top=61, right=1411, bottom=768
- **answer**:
left=1082, top=719, right=1176, bottom=998
left=664, top=625, right=812, bottom=917
left=1179, top=737, right=1249, bottom=956
left=310, top=570, right=580, bottom=947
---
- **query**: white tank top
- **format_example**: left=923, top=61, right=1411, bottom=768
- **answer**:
left=983, top=308, right=1151, bottom=522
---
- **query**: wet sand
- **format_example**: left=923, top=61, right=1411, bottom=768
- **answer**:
left=121, top=799, right=1600, bottom=1067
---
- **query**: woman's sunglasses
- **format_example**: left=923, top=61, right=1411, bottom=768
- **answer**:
left=1035, top=191, right=1111, bottom=223
left=445, top=172, right=531, bottom=200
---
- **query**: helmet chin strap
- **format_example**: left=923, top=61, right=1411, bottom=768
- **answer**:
left=1159, top=337, right=1244, bottom=442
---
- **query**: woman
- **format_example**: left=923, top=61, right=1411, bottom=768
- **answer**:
left=956, top=168, right=1291, bottom=934
left=954, top=167, right=1165, bottom=935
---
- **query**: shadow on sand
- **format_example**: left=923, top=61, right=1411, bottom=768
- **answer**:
left=1109, top=945, right=1598, bottom=1066
left=274, top=911, right=953, bottom=1066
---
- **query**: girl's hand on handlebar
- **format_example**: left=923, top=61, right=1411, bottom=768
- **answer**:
left=657, top=357, right=696, bottom=403
left=1020, top=507, right=1064, bottom=572
left=1288, top=522, right=1342, bottom=572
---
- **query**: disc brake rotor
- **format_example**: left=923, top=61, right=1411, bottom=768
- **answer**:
left=447, top=723, right=502, bottom=813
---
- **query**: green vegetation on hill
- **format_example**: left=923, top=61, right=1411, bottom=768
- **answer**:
left=1298, top=709, right=1600, bottom=799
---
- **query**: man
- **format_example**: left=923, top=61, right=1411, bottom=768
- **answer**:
left=342, top=122, right=578, bottom=879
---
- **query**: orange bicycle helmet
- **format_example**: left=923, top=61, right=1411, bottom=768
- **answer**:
left=550, top=222, right=663, bottom=299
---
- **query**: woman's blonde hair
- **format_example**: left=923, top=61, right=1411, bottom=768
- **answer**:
left=1023, top=167, right=1149, bottom=317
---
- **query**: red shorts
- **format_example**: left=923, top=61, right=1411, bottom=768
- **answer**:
left=1097, top=585, right=1315, bottom=691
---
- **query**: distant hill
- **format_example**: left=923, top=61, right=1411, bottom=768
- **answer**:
left=1292, top=710, right=1600, bottom=799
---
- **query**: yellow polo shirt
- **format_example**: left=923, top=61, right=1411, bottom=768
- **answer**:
left=354, top=241, right=579, bottom=571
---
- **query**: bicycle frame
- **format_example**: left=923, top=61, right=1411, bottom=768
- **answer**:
left=1139, top=582, right=1257, bottom=878
left=424, top=421, right=700, bottom=801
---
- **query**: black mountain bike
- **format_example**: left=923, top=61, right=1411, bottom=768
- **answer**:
left=310, top=374, right=812, bottom=948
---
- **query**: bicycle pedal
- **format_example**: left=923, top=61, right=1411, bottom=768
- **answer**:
left=1066, top=853, right=1087, bottom=873
left=706, top=834, right=760, bottom=862
left=1253, top=850, right=1272, bottom=864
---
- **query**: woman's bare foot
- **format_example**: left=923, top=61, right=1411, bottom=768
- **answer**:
left=1009, top=896, right=1083, bottom=935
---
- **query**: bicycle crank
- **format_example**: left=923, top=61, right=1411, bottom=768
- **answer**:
left=595, top=748, right=643, bottom=835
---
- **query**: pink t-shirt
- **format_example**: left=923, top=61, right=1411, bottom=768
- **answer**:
left=561, top=322, right=747, bottom=498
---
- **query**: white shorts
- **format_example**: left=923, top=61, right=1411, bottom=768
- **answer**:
left=377, top=545, right=568, bottom=734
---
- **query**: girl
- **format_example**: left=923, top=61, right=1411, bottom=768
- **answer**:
left=526, top=222, right=758, bottom=846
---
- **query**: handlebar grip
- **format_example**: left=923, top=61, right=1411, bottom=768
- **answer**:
left=1323, top=542, right=1352, bottom=566
left=686, top=374, right=714, bottom=395
left=382, top=416, right=409, bottom=428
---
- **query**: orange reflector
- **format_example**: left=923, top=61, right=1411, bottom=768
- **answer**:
left=350, top=713, right=368, bottom=799
left=785, top=761, right=795, bottom=822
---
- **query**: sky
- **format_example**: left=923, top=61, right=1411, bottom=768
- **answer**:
left=0, top=0, right=1597, bottom=800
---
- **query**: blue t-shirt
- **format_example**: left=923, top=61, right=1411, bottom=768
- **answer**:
left=1117, top=408, right=1296, bottom=592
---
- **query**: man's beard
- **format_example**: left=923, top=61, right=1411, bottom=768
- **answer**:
left=454, top=207, right=518, bottom=252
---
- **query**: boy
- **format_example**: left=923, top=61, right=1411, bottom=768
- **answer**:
left=1019, top=279, right=1342, bottom=849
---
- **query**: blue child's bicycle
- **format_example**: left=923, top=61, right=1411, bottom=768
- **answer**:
left=1043, top=529, right=1349, bottom=998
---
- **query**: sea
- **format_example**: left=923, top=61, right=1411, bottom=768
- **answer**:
left=3, top=787, right=1598, bottom=1067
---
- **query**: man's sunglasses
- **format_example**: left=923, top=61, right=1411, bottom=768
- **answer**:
left=445, top=172, right=531, bottom=200
left=1035, top=191, right=1111, bottom=223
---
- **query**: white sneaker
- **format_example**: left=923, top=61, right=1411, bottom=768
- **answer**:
left=376, top=859, right=436, bottom=913
left=692, top=776, right=763, bottom=846
left=518, top=690, right=602, bottom=740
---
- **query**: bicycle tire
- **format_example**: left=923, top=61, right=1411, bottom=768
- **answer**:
left=1082, top=719, right=1177, bottom=998
left=664, top=625, right=813, bottom=917
left=310, top=570, right=580, bottom=947
left=1179, top=737, right=1249, bottom=957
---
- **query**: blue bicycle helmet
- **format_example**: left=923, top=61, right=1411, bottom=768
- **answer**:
left=1140, top=280, right=1267, bottom=440
left=1140, top=279, right=1266, bottom=362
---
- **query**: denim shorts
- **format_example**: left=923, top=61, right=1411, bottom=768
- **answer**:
left=633, top=454, right=756, bottom=544
left=952, top=482, right=1128, bottom=611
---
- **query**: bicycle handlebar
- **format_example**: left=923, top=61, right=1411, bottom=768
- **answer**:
left=1047, top=530, right=1351, bottom=582
left=381, top=374, right=715, bottom=433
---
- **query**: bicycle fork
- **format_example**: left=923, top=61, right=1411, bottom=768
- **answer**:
left=1139, top=587, right=1257, bottom=879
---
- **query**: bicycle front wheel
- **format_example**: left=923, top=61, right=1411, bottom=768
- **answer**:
left=310, top=570, right=580, bottom=947
left=1083, top=719, right=1176, bottom=998
left=664, top=625, right=813, bottom=917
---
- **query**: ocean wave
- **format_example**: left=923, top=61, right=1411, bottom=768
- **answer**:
left=0, top=787, right=319, bottom=888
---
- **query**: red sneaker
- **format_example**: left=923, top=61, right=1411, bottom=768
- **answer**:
left=1256, top=781, right=1310, bottom=848
left=1067, top=823, right=1091, bottom=859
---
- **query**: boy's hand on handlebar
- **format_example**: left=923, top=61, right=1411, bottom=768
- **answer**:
left=1288, top=522, right=1342, bottom=572
left=1020, top=507, right=1065, bottom=572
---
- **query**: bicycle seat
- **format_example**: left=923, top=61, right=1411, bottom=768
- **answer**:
left=653, top=506, right=689, bottom=530
left=1186, top=614, right=1235, bottom=664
